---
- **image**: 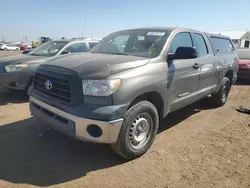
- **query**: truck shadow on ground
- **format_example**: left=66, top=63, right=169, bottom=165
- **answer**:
left=0, top=88, right=29, bottom=105
left=159, top=98, right=214, bottom=133
left=0, top=99, right=214, bottom=187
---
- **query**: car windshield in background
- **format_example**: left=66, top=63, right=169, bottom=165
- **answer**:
left=237, top=49, right=250, bottom=60
left=28, top=41, right=68, bottom=56
left=90, top=29, right=171, bottom=58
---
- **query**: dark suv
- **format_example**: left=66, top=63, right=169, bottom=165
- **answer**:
left=0, top=38, right=100, bottom=91
left=28, top=27, right=238, bottom=159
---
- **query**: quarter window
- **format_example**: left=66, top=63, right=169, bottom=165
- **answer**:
left=193, top=33, right=208, bottom=56
left=210, top=37, right=234, bottom=53
left=170, top=32, right=193, bottom=53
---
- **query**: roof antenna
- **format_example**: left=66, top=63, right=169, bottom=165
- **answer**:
left=81, top=18, right=87, bottom=38
left=90, top=27, right=93, bottom=39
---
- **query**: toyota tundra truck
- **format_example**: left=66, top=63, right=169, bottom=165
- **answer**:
left=28, top=27, right=238, bottom=159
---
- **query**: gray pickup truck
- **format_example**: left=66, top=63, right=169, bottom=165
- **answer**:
left=28, top=27, right=238, bottom=159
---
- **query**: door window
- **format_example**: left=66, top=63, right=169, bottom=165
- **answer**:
left=193, top=33, right=208, bottom=57
left=64, top=43, right=87, bottom=53
left=170, top=32, right=193, bottom=53
left=244, top=41, right=249, bottom=48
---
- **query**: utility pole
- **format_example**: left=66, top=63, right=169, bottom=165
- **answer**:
left=90, top=27, right=93, bottom=39
left=81, top=18, right=87, bottom=38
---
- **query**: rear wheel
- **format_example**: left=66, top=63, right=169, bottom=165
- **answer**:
left=111, top=101, right=159, bottom=160
left=211, top=77, right=231, bottom=107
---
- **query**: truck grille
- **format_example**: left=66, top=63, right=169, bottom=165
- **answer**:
left=34, top=72, right=71, bottom=103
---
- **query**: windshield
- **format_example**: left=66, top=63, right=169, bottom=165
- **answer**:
left=90, top=29, right=171, bottom=58
left=29, top=41, right=68, bottom=56
left=237, top=50, right=250, bottom=60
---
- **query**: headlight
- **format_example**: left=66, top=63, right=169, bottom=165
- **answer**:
left=5, top=64, right=28, bottom=72
left=82, top=79, right=121, bottom=96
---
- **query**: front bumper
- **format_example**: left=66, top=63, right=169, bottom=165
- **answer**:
left=0, top=71, right=32, bottom=90
left=29, top=96, right=124, bottom=144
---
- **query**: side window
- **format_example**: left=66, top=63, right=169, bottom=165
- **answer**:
left=193, top=33, right=208, bottom=57
left=210, top=37, right=234, bottom=53
left=170, top=32, right=193, bottom=53
left=89, top=42, right=98, bottom=49
left=65, top=43, right=87, bottom=53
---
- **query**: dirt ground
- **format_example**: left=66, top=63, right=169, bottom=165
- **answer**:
left=0, top=51, right=22, bottom=58
left=0, top=51, right=250, bottom=188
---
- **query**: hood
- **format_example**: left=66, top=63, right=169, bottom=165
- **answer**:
left=0, top=54, right=50, bottom=66
left=42, top=52, right=150, bottom=79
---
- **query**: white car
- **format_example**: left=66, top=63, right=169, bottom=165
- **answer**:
left=27, top=43, right=33, bottom=49
left=0, top=44, right=20, bottom=51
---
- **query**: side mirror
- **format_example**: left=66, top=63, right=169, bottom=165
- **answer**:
left=61, top=51, right=71, bottom=55
left=168, top=47, right=197, bottom=61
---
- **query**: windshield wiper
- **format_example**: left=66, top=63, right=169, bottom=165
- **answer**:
left=110, top=52, right=130, bottom=56
left=90, top=52, right=129, bottom=56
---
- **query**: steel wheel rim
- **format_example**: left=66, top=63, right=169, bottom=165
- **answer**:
left=222, top=80, right=230, bottom=103
left=129, top=113, right=153, bottom=150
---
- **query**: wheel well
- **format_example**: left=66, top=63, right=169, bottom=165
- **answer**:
left=128, top=92, right=164, bottom=119
left=225, top=70, right=233, bottom=84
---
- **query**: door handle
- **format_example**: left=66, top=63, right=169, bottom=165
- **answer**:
left=193, top=63, right=200, bottom=69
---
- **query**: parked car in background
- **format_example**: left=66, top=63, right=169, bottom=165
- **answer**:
left=27, top=43, right=33, bottom=49
left=20, top=45, right=29, bottom=51
left=22, top=48, right=33, bottom=54
left=0, top=38, right=101, bottom=91
left=28, top=27, right=238, bottom=159
left=0, top=44, right=20, bottom=51
left=236, top=48, right=250, bottom=80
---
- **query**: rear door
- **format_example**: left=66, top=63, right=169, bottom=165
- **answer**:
left=191, top=32, right=217, bottom=93
left=168, top=32, right=200, bottom=111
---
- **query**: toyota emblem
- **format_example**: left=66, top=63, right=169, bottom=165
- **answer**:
left=45, top=80, right=53, bottom=90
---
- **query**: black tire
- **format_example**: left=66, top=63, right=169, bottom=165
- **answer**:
left=211, top=77, right=231, bottom=107
left=111, top=101, right=159, bottom=160
left=4, top=48, right=7, bottom=51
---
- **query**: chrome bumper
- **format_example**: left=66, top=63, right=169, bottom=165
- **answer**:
left=29, top=97, right=123, bottom=144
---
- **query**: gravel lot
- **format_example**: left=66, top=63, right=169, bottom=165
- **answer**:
left=0, top=51, right=250, bottom=188
left=0, top=51, right=22, bottom=58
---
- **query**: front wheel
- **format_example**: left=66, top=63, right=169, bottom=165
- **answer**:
left=111, top=101, right=159, bottom=160
left=4, top=48, right=7, bottom=51
left=211, top=77, right=231, bottom=107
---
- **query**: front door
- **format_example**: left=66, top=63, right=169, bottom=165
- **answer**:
left=167, top=32, right=200, bottom=112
